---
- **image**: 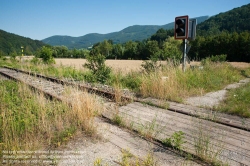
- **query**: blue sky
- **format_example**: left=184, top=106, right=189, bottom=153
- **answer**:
left=0, top=0, right=249, bottom=40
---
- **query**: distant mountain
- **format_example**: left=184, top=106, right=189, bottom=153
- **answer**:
left=197, top=3, right=250, bottom=36
left=0, top=29, right=46, bottom=56
left=42, top=16, right=209, bottom=49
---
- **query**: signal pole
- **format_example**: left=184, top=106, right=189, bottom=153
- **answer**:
left=21, top=46, right=24, bottom=56
left=182, top=39, right=187, bottom=72
left=174, top=15, right=197, bottom=72
left=20, top=46, right=24, bottom=62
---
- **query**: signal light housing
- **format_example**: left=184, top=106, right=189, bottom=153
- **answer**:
left=174, top=15, right=189, bottom=39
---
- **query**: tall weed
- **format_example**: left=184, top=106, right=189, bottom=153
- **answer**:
left=139, top=62, right=242, bottom=102
left=0, top=80, right=102, bottom=152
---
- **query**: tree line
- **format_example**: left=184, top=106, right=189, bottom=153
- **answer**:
left=38, top=36, right=183, bottom=63
left=189, top=31, right=250, bottom=62
left=37, top=27, right=250, bottom=63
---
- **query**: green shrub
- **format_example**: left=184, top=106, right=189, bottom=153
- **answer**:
left=210, top=54, right=227, bottom=62
left=37, top=46, right=55, bottom=64
left=163, top=131, right=186, bottom=150
left=83, top=71, right=97, bottom=83
left=83, top=53, right=111, bottom=84
left=141, top=55, right=161, bottom=73
left=121, top=72, right=141, bottom=90
left=201, top=54, right=227, bottom=66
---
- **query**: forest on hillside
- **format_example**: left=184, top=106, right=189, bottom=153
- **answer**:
left=0, top=30, right=45, bottom=56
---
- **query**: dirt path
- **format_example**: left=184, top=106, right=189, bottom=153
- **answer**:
left=185, top=78, right=250, bottom=108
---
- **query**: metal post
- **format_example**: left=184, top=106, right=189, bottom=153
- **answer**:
left=21, top=46, right=24, bottom=63
left=182, top=39, right=187, bottom=72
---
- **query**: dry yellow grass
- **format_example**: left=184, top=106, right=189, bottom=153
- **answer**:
left=55, top=59, right=144, bottom=73
left=55, top=58, right=250, bottom=73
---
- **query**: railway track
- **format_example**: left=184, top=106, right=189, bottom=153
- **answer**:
left=0, top=66, right=250, bottom=165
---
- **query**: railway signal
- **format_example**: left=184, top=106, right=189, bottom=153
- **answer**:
left=174, top=15, right=189, bottom=40
left=174, top=15, right=189, bottom=72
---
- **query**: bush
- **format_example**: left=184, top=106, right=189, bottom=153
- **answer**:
left=141, top=54, right=161, bottom=73
left=37, top=46, right=55, bottom=64
left=121, top=72, right=141, bottom=90
left=84, top=71, right=96, bottom=82
left=83, top=53, right=111, bottom=84
left=210, top=54, right=227, bottom=62
left=201, top=54, right=227, bottom=66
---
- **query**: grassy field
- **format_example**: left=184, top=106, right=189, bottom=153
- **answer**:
left=0, top=56, right=250, bottom=164
left=1, top=57, right=249, bottom=101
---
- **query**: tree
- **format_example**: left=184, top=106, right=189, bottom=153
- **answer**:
left=37, top=46, right=55, bottom=64
left=124, top=41, right=138, bottom=59
left=144, top=40, right=160, bottom=58
left=112, top=44, right=125, bottom=59
left=161, top=37, right=182, bottom=63
left=97, top=40, right=113, bottom=58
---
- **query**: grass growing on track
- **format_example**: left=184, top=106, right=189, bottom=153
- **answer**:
left=0, top=80, right=103, bottom=153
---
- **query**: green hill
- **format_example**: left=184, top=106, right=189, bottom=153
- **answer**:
left=42, top=16, right=209, bottom=49
left=197, top=3, right=250, bottom=36
left=187, top=3, right=250, bottom=62
left=0, top=29, right=46, bottom=56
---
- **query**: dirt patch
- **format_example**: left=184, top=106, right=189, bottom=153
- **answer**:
left=229, top=62, right=250, bottom=69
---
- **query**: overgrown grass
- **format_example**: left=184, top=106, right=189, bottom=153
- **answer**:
left=1, top=58, right=249, bottom=117
left=108, top=70, right=142, bottom=91
left=241, top=67, right=250, bottom=77
left=139, top=62, right=242, bottom=102
left=0, top=58, right=85, bottom=81
left=217, top=82, right=250, bottom=118
left=0, top=80, right=102, bottom=153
